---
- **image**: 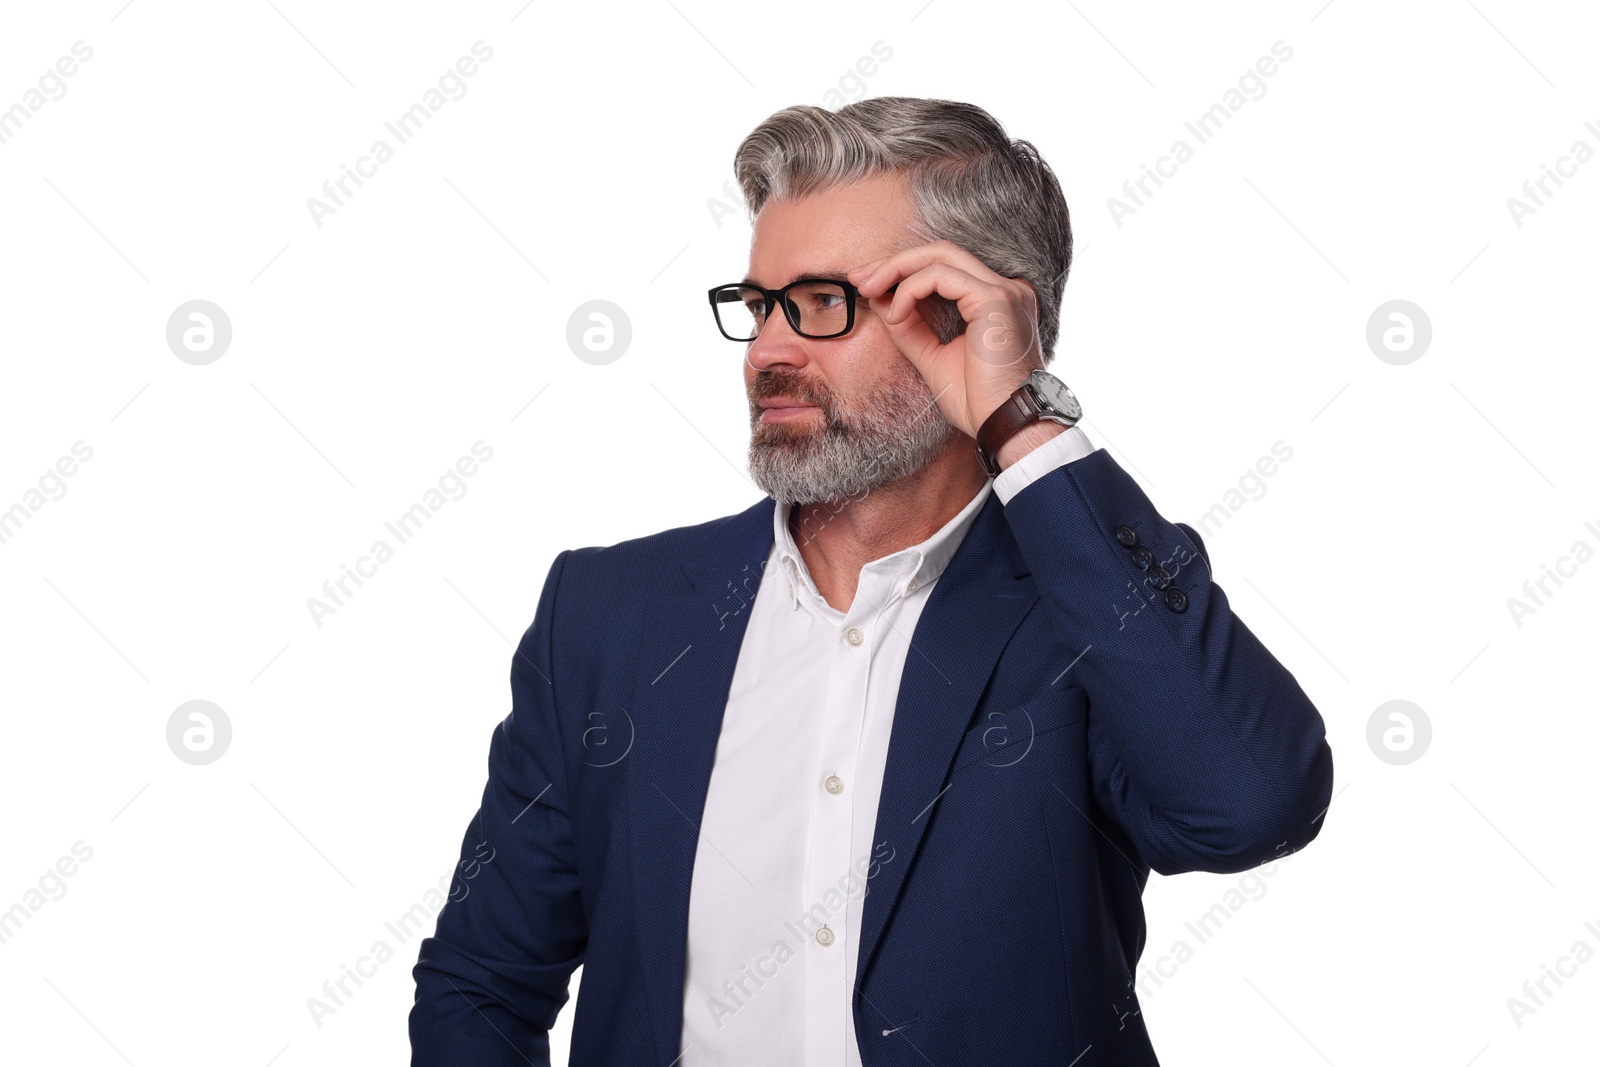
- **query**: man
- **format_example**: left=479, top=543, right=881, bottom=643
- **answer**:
left=410, top=96, right=1334, bottom=1066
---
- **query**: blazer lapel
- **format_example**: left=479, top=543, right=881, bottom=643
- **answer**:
left=855, top=491, right=1035, bottom=988
left=624, top=490, right=1035, bottom=1062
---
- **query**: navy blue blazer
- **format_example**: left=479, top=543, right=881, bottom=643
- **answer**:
left=410, top=447, right=1334, bottom=1066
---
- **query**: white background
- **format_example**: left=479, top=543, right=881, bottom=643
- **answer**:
left=2, top=1, right=1596, bottom=1064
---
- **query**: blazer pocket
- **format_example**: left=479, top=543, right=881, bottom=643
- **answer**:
left=949, top=695, right=1085, bottom=775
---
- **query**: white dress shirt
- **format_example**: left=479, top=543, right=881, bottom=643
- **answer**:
left=679, top=425, right=1096, bottom=1066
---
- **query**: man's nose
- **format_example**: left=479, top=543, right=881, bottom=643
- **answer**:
left=745, top=306, right=809, bottom=368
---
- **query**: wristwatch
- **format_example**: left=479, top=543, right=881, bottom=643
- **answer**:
left=975, top=369, right=1082, bottom=477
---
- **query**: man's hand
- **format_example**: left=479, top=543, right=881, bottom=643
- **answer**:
left=849, top=239, right=1046, bottom=438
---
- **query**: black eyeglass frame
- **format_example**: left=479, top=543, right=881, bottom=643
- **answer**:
left=706, top=277, right=896, bottom=342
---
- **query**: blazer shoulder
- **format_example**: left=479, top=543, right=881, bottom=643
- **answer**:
left=555, top=495, right=775, bottom=594
left=536, top=498, right=774, bottom=679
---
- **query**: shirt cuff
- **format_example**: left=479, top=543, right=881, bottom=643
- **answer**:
left=992, top=424, right=1096, bottom=505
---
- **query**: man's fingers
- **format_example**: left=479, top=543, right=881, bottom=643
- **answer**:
left=885, top=262, right=985, bottom=324
left=873, top=293, right=941, bottom=368
left=851, top=239, right=1008, bottom=296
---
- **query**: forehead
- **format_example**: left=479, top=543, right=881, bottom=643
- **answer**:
left=745, top=171, right=916, bottom=286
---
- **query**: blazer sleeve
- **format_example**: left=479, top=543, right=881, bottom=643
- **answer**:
left=409, top=549, right=588, bottom=1066
left=1001, top=447, right=1335, bottom=876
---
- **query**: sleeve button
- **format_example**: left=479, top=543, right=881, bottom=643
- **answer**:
left=1115, top=524, right=1139, bottom=547
left=1130, top=546, right=1155, bottom=571
left=1165, top=588, right=1188, bottom=613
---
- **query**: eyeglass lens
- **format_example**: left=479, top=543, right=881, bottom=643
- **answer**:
left=714, top=282, right=851, bottom=340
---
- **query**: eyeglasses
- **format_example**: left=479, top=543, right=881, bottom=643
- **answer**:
left=707, top=277, right=894, bottom=342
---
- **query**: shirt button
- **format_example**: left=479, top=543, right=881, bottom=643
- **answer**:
left=844, top=627, right=864, bottom=646
left=824, top=774, right=844, bottom=794
left=907, top=577, right=919, bottom=593
left=815, top=925, right=835, bottom=946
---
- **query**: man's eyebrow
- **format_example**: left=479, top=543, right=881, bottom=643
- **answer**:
left=739, top=271, right=851, bottom=288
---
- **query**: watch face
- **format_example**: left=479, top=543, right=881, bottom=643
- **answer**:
left=1027, top=370, right=1082, bottom=421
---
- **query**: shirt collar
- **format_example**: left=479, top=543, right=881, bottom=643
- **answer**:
left=773, top=478, right=994, bottom=610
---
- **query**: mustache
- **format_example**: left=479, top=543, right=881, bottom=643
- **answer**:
left=751, top=373, right=830, bottom=408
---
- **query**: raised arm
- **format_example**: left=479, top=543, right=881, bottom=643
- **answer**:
left=1002, top=447, right=1335, bottom=875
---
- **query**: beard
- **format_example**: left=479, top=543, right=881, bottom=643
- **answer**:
left=746, top=356, right=958, bottom=506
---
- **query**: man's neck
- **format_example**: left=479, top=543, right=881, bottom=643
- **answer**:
left=789, top=440, right=987, bottom=614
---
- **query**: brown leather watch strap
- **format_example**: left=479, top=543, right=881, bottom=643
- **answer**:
left=975, top=383, right=1041, bottom=477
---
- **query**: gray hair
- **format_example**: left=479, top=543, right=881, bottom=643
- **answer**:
left=732, top=96, right=1072, bottom=364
